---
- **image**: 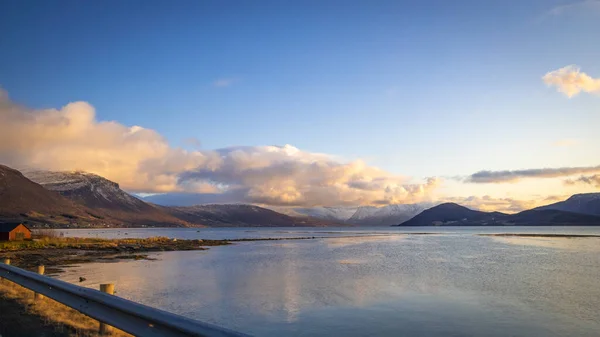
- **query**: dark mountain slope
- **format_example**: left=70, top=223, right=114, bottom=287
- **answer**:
left=535, top=193, right=600, bottom=216
left=509, top=209, right=600, bottom=226
left=164, top=204, right=345, bottom=227
left=397, top=201, right=600, bottom=226
left=0, top=164, right=102, bottom=226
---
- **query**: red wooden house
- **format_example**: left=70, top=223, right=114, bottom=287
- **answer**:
left=0, top=223, right=32, bottom=241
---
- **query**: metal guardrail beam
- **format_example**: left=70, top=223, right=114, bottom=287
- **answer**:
left=0, top=263, right=250, bottom=337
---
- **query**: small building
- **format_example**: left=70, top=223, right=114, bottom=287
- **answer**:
left=0, top=223, right=32, bottom=241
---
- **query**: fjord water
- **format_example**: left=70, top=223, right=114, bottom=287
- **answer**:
left=57, top=228, right=600, bottom=336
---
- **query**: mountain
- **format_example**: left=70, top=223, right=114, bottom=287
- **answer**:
left=0, top=164, right=107, bottom=227
left=7, top=167, right=343, bottom=228
left=164, top=204, right=344, bottom=227
left=347, top=203, right=435, bottom=226
left=398, top=202, right=600, bottom=226
left=22, top=170, right=190, bottom=227
left=398, top=203, right=505, bottom=226
left=535, top=193, right=600, bottom=216
left=508, top=209, right=600, bottom=226
left=145, top=193, right=435, bottom=226
left=269, top=203, right=435, bottom=226
left=291, top=207, right=359, bottom=222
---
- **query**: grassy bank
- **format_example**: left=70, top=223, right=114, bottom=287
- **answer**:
left=0, top=280, right=131, bottom=336
left=0, top=236, right=231, bottom=273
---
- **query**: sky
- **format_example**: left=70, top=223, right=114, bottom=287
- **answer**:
left=0, top=0, right=599, bottom=212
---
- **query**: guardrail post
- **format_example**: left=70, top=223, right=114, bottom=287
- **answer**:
left=34, top=265, right=45, bottom=300
left=1, top=259, right=8, bottom=283
left=99, top=283, right=115, bottom=335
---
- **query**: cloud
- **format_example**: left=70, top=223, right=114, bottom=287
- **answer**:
left=0, top=90, right=438, bottom=206
left=543, top=65, right=600, bottom=97
left=213, top=78, right=239, bottom=87
left=467, top=165, right=600, bottom=183
left=178, top=146, right=441, bottom=207
left=552, top=139, right=580, bottom=147
left=545, top=0, right=600, bottom=17
left=564, top=174, right=600, bottom=187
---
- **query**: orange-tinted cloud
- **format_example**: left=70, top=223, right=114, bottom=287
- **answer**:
left=543, top=65, right=600, bottom=97
left=443, top=195, right=568, bottom=213
left=0, top=90, right=438, bottom=206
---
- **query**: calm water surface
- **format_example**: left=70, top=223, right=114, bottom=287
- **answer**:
left=56, top=228, right=600, bottom=336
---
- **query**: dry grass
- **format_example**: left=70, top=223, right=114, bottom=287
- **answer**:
left=0, top=279, right=131, bottom=337
left=32, top=228, right=63, bottom=239
left=0, top=236, right=192, bottom=251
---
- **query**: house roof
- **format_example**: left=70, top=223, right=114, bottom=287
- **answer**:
left=0, top=222, right=29, bottom=232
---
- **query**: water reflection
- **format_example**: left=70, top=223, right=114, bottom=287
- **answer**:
left=57, top=234, right=600, bottom=336
left=489, top=236, right=600, bottom=252
left=323, top=235, right=405, bottom=248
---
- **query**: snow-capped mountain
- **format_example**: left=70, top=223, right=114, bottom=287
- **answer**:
left=23, top=170, right=144, bottom=211
left=275, top=202, right=437, bottom=226
left=347, top=206, right=379, bottom=221
left=0, top=164, right=95, bottom=225
left=346, top=203, right=437, bottom=226
left=23, top=170, right=190, bottom=227
left=292, top=207, right=359, bottom=222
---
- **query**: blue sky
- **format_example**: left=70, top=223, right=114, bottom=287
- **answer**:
left=0, top=0, right=598, bottom=210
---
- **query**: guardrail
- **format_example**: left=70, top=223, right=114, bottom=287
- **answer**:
left=0, top=262, right=250, bottom=337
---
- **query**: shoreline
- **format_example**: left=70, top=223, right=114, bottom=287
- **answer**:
left=478, top=233, right=600, bottom=238
left=0, top=236, right=230, bottom=274
left=0, top=235, right=375, bottom=274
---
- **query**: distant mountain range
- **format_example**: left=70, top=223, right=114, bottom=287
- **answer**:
left=162, top=204, right=342, bottom=228
left=293, top=203, right=436, bottom=226
left=347, top=203, right=436, bottom=226
left=397, top=200, right=600, bottom=226
left=0, top=165, right=344, bottom=228
left=2, top=164, right=599, bottom=228
left=156, top=197, right=437, bottom=226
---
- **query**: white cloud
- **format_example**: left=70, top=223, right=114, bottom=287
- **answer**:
left=0, top=90, right=438, bottom=206
left=545, top=0, right=600, bottom=17
left=543, top=65, right=600, bottom=97
left=178, top=146, right=441, bottom=207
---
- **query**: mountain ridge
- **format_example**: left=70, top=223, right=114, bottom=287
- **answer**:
left=397, top=202, right=600, bottom=226
left=3, top=164, right=600, bottom=228
left=534, top=193, right=600, bottom=216
left=163, top=204, right=346, bottom=227
left=3, top=165, right=346, bottom=228
left=23, top=170, right=192, bottom=227
left=145, top=193, right=436, bottom=226
left=0, top=164, right=115, bottom=227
